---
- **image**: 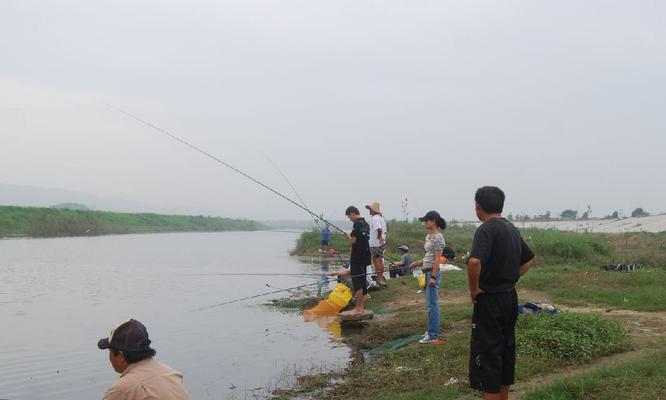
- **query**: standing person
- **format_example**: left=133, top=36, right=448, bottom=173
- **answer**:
left=320, top=224, right=332, bottom=252
left=365, top=202, right=387, bottom=285
left=343, top=206, right=371, bottom=315
left=98, top=319, right=188, bottom=400
left=389, top=245, right=413, bottom=278
left=467, top=186, right=535, bottom=400
left=409, top=210, right=447, bottom=344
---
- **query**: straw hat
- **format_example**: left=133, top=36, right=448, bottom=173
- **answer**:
left=365, top=202, right=381, bottom=214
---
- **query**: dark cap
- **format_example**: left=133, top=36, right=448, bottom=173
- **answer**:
left=97, top=319, right=151, bottom=352
left=418, top=210, right=441, bottom=222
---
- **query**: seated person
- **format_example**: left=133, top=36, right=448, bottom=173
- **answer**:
left=390, top=245, right=413, bottom=277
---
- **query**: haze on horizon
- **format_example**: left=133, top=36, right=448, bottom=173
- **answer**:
left=1, top=1, right=664, bottom=222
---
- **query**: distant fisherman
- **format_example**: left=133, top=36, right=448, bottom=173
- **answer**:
left=320, top=223, right=331, bottom=252
left=98, top=319, right=188, bottom=400
left=467, top=187, right=535, bottom=400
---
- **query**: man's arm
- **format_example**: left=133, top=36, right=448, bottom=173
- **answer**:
left=467, top=257, right=484, bottom=303
left=519, top=257, right=535, bottom=276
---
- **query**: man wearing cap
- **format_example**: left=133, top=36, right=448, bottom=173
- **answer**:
left=365, top=201, right=387, bottom=285
left=98, top=319, right=188, bottom=400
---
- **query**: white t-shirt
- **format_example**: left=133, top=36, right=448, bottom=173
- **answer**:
left=368, top=214, right=387, bottom=247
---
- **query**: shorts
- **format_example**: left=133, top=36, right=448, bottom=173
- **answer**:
left=469, top=288, right=518, bottom=394
left=321, top=239, right=329, bottom=246
left=350, top=262, right=368, bottom=295
left=370, top=244, right=385, bottom=258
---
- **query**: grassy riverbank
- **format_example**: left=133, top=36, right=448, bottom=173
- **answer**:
left=280, top=223, right=666, bottom=399
left=294, top=220, right=666, bottom=267
left=0, top=205, right=264, bottom=237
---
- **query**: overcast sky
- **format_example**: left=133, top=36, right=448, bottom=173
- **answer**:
left=1, top=0, right=664, bottom=221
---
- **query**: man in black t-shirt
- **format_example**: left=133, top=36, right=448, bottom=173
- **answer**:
left=467, top=186, right=535, bottom=400
left=344, top=205, right=371, bottom=315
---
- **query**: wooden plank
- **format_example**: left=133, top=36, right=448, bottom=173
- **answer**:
left=340, top=310, right=374, bottom=322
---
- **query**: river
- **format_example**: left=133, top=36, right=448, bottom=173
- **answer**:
left=0, top=231, right=349, bottom=399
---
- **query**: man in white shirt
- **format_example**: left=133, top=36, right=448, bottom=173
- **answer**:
left=366, top=201, right=387, bottom=285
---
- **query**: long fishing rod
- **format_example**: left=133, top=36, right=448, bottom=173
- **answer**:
left=108, top=105, right=348, bottom=235
left=192, top=279, right=335, bottom=311
left=192, top=263, right=431, bottom=311
left=179, top=272, right=325, bottom=277
left=263, top=154, right=322, bottom=230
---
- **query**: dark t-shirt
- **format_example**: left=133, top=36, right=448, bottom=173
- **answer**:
left=350, top=218, right=371, bottom=265
left=469, top=218, right=535, bottom=293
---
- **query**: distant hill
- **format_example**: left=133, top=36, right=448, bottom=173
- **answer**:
left=0, top=183, right=154, bottom=213
left=51, top=202, right=90, bottom=211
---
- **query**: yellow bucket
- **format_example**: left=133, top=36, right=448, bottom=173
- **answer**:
left=328, top=283, right=352, bottom=308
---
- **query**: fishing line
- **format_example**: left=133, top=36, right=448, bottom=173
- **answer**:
left=108, top=104, right=348, bottom=235
left=178, top=272, right=324, bottom=277
left=263, top=154, right=322, bottom=230
left=192, top=264, right=433, bottom=311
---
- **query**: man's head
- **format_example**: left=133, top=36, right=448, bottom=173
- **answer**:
left=345, top=206, right=360, bottom=221
left=398, top=245, right=409, bottom=254
left=98, top=319, right=156, bottom=373
left=365, top=202, right=381, bottom=216
left=474, top=186, right=505, bottom=221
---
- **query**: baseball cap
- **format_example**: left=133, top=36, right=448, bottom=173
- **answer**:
left=97, top=319, right=152, bottom=352
left=398, top=245, right=409, bottom=252
left=418, top=210, right=441, bottom=222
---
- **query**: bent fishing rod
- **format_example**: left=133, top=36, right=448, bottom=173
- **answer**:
left=108, top=104, right=346, bottom=234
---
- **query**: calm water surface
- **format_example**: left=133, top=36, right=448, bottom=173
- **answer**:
left=0, top=231, right=349, bottom=399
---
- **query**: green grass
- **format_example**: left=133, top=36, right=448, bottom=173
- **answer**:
left=516, top=312, right=631, bottom=363
left=370, top=386, right=465, bottom=400
left=520, top=265, right=666, bottom=311
left=293, top=221, right=660, bottom=269
left=525, top=347, right=666, bottom=400
left=0, top=205, right=264, bottom=237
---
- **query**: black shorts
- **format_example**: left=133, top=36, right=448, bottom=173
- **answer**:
left=469, top=288, right=518, bottom=394
left=321, top=240, right=329, bottom=246
left=349, top=262, right=368, bottom=295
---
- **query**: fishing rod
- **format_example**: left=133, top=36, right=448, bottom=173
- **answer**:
left=179, top=272, right=324, bottom=277
left=108, top=104, right=348, bottom=235
left=192, top=263, right=433, bottom=311
left=192, top=278, right=335, bottom=311
left=263, top=154, right=322, bottom=230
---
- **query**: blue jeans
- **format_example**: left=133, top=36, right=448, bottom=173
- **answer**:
left=425, top=271, right=441, bottom=339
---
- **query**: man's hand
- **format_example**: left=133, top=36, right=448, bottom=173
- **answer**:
left=428, top=276, right=437, bottom=287
left=470, top=287, right=485, bottom=304
left=346, top=234, right=353, bottom=241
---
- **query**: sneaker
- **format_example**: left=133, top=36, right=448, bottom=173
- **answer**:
left=419, top=337, right=444, bottom=345
left=421, top=331, right=428, bottom=339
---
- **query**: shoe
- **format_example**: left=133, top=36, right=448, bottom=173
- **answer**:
left=419, top=337, right=444, bottom=345
left=421, top=331, right=428, bottom=339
